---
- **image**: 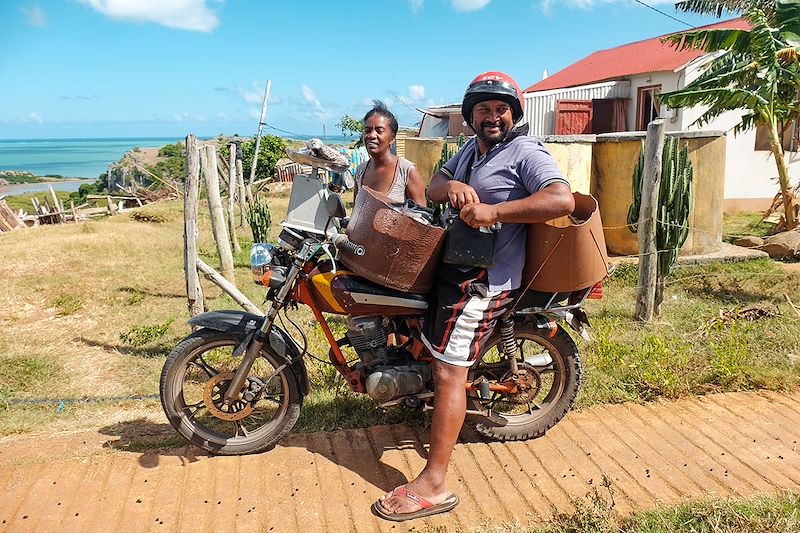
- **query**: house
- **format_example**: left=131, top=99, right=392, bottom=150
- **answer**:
left=523, top=18, right=800, bottom=213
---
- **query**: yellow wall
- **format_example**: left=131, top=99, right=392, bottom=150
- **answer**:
left=404, top=137, right=445, bottom=184
left=593, top=133, right=725, bottom=256
left=542, top=142, right=593, bottom=194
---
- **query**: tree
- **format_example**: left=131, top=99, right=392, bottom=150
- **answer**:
left=238, top=135, right=287, bottom=183
left=660, top=0, right=800, bottom=230
left=337, top=114, right=364, bottom=146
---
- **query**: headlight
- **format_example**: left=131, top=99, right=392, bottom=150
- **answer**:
left=250, top=243, right=275, bottom=283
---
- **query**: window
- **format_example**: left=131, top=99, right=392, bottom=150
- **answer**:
left=754, top=120, right=799, bottom=152
left=636, top=85, right=661, bottom=130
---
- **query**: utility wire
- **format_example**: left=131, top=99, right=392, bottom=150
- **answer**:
left=631, top=0, right=694, bottom=28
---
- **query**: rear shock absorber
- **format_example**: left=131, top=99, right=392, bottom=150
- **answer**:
left=499, top=316, right=519, bottom=377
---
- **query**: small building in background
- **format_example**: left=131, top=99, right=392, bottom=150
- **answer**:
left=523, top=17, right=800, bottom=213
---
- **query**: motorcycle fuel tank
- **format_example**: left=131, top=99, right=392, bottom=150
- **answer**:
left=309, top=269, right=428, bottom=316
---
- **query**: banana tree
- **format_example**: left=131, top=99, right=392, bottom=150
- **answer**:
left=660, top=0, right=800, bottom=229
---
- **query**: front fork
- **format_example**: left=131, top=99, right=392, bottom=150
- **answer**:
left=222, top=240, right=316, bottom=405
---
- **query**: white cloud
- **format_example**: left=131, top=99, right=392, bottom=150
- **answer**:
left=237, top=86, right=263, bottom=105
left=301, top=83, right=331, bottom=121
left=409, top=0, right=423, bottom=13
left=541, top=0, right=675, bottom=14
left=24, top=112, right=44, bottom=124
left=79, top=0, right=219, bottom=32
left=451, top=0, right=490, bottom=12
left=20, top=5, right=46, bottom=27
left=407, top=85, right=425, bottom=103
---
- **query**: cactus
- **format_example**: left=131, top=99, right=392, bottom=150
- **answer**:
left=246, top=193, right=272, bottom=244
left=628, top=136, right=693, bottom=310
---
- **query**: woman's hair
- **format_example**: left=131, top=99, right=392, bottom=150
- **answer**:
left=363, top=100, right=398, bottom=136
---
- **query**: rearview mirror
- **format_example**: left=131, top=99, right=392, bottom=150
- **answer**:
left=325, top=193, right=347, bottom=219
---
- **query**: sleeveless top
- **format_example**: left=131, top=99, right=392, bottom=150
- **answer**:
left=354, top=157, right=416, bottom=204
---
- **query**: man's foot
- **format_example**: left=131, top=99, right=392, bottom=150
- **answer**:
left=372, top=484, right=459, bottom=522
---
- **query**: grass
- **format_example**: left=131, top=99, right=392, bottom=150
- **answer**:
left=2, top=189, right=74, bottom=212
left=464, top=490, right=800, bottom=533
left=722, top=211, right=774, bottom=242
left=0, top=192, right=799, bottom=440
left=578, top=259, right=800, bottom=407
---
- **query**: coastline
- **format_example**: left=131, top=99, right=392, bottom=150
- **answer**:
left=0, top=179, right=93, bottom=196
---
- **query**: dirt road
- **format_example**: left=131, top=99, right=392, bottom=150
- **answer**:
left=1, top=390, right=798, bottom=532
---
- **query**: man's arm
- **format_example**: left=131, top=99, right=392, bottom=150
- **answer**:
left=459, top=182, right=574, bottom=228
left=427, top=171, right=480, bottom=208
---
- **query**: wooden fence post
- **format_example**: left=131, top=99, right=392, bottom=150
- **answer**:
left=635, top=119, right=665, bottom=322
left=236, top=158, right=246, bottom=225
left=200, top=144, right=235, bottom=282
left=48, top=186, right=65, bottom=223
left=184, top=134, right=205, bottom=317
left=106, top=195, right=117, bottom=216
left=227, top=143, right=241, bottom=254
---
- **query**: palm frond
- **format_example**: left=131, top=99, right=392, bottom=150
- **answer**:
left=663, top=28, right=753, bottom=52
left=674, top=0, right=776, bottom=19
left=778, top=0, right=800, bottom=46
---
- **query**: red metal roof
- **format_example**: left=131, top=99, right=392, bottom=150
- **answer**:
left=525, top=18, right=749, bottom=93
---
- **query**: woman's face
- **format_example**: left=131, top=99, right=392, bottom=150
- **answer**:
left=362, top=114, right=395, bottom=157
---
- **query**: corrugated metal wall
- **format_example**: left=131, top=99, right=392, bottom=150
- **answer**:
left=523, top=81, right=631, bottom=135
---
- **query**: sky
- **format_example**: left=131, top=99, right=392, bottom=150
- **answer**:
left=0, top=0, right=726, bottom=140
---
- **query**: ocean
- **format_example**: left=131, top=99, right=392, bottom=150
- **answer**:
left=0, top=134, right=355, bottom=191
left=0, top=137, right=183, bottom=181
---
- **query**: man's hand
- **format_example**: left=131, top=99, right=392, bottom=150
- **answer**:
left=447, top=181, right=480, bottom=208
left=460, top=203, right=499, bottom=228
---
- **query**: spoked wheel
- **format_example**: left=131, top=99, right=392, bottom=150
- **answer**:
left=467, top=321, right=581, bottom=441
left=160, top=329, right=302, bottom=455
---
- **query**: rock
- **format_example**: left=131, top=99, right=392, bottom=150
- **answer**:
left=733, top=236, right=764, bottom=248
left=759, top=229, right=800, bottom=259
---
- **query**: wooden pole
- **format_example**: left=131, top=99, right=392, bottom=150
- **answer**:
left=70, top=200, right=78, bottom=222
left=106, top=195, right=117, bottom=216
left=227, top=143, right=241, bottom=254
left=184, top=134, right=205, bottom=317
left=635, top=119, right=665, bottom=322
left=48, top=186, right=65, bottom=223
left=200, top=144, right=235, bottom=282
left=247, top=79, right=272, bottom=203
left=196, top=259, right=262, bottom=315
left=236, top=158, right=246, bottom=224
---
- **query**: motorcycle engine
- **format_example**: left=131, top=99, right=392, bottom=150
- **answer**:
left=365, top=365, right=426, bottom=403
left=346, top=316, right=387, bottom=367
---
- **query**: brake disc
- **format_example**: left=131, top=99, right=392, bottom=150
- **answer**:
left=203, top=372, right=254, bottom=421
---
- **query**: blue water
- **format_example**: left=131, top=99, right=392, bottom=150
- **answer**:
left=0, top=137, right=183, bottom=179
left=0, top=135, right=354, bottom=182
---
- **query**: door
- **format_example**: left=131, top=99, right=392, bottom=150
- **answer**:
left=555, top=100, right=593, bottom=135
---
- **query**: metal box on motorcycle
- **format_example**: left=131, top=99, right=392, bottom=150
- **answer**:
left=282, top=174, right=334, bottom=236
left=523, top=192, right=610, bottom=293
left=340, top=186, right=445, bottom=294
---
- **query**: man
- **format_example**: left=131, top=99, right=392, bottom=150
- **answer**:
left=373, top=72, right=575, bottom=521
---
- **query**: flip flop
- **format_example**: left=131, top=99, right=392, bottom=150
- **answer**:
left=372, top=485, right=459, bottom=522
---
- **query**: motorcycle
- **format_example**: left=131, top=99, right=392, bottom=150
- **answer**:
left=159, top=150, right=603, bottom=455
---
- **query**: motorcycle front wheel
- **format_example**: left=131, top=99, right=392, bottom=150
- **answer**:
left=160, top=329, right=302, bottom=455
left=468, top=321, right=581, bottom=441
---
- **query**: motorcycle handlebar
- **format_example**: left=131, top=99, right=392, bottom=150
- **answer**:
left=331, top=234, right=365, bottom=257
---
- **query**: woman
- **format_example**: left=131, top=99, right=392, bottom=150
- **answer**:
left=353, top=101, right=426, bottom=206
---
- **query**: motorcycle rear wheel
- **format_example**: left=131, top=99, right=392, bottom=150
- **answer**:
left=468, top=322, right=581, bottom=441
left=160, top=329, right=302, bottom=455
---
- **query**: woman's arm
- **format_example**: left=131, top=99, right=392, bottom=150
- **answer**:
left=405, top=166, right=427, bottom=205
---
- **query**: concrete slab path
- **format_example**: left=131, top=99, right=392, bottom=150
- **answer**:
left=1, top=390, right=798, bottom=532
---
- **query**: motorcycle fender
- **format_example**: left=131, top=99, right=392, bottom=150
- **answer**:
left=187, top=310, right=310, bottom=395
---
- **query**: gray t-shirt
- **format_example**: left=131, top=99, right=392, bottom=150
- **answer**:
left=441, top=135, right=569, bottom=291
left=354, top=157, right=416, bottom=204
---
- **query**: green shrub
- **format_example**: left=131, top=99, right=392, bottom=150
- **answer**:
left=119, top=320, right=174, bottom=347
